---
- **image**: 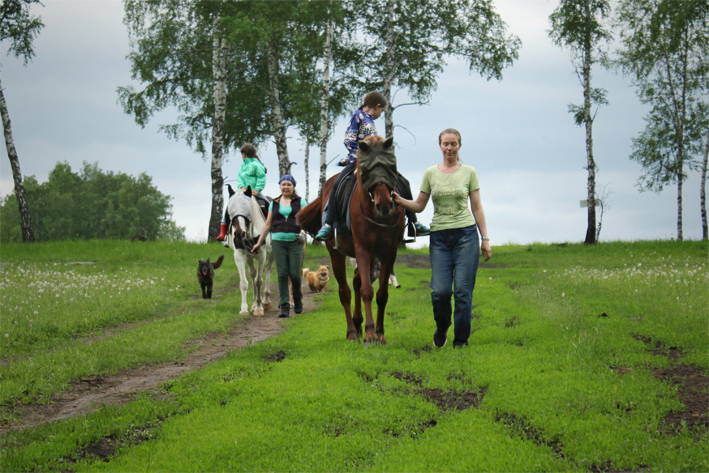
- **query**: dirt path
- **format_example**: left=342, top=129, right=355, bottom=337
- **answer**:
left=0, top=286, right=321, bottom=434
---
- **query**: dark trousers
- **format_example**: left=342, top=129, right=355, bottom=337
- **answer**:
left=324, top=165, right=417, bottom=226
left=272, top=239, right=304, bottom=306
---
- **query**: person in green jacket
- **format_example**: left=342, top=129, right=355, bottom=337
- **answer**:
left=217, top=143, right=267, bottom=242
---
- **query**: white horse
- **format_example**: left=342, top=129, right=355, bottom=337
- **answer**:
left=226, top=189, right=274, bottom=315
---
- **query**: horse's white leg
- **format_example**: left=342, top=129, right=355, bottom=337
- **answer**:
left=389, top=273, right=400, bottom=288
left=262, top=247, right=274, bottom=310
left=248, top=256, right=264, bottom=316
left=234, top=250, right=250, bottom=315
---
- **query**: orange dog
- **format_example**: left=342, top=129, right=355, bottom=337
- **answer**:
left=302, top=265, right=330, bottom=292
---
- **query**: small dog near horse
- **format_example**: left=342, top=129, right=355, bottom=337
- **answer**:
left=197, top=255, right=224, bottom=299
left=303, top=265, right=330, bottom=292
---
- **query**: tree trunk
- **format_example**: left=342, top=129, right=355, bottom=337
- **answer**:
left=318, top=11, right=333, bottom=195
left=208, top=17, right=228, bottom=242
left=582, top=0, right=596, bottom=245
left=0, top=78, right=34, bottom=242
left=701, top=130, right=708, bottom=240
left=677, top=166, right=683, bottom=241
left=383, top=0, right=396, bottom=139
left=267, top=40, right=290, bottom=177
left=304, top=138, right=310, bottom=201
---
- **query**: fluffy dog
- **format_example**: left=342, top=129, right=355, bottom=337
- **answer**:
left=197, top=255, right=224, bottom=299
left=302, top=265, right=330, bottom=292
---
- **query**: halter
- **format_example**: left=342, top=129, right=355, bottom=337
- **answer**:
left=231, top=213, right=257, bottom=252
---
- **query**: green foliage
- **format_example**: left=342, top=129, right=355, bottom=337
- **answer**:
left=355, top=0, right=521, bottom=103
left=615, top=0, right=709, bottom=192
left=0, top=162, right=184, bottom=243
left=0, top=0, right=44, bottom=65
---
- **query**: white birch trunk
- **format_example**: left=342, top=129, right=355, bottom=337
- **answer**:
left=304, top=138, right=310, bottom=201
left=209, top=16, right=229, bottom=241
left=582, top=0, right=597, bottom=244
left=383, top=0, right=396, bottom=139
left=267, top=40, right=290, bottom=177
left=677, top=166, right=683, bottom=241
left=0, top=77, right=34, bottom=242
left=701, top=130, right=708, bottom=240
left=318, top=12, right=333, bottom=194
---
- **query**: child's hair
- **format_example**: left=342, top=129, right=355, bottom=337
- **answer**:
left=240, top=143, right=266, bottom=173
left=438, top=128, right=462, bottom=145
left=359, top=91, right=388, bottom=110
left=240, top=143, right=258, bottom=157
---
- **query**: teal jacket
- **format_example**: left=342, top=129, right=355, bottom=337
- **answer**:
left=237, top=158, right=266, bottom=192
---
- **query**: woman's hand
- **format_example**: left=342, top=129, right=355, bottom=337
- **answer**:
left=391, top=191, right=402, bottom=204
left=481, top=240, right=491, bottom=261
left=250, top=242, right=261, bottom=254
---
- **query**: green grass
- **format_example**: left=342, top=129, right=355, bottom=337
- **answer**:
left=0, top=239, right=707, bottom=472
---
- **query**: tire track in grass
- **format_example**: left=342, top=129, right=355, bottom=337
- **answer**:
left=0, top=285, right=321, bottom=434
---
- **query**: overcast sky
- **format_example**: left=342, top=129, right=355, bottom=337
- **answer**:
left=1, top=0, right=706, bottom=244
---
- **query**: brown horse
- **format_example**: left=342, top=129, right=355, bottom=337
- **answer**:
left=298, top=136, right=405, bottom=343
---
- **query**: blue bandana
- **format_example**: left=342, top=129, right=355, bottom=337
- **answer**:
left=279, top=174, right=296, bottom=187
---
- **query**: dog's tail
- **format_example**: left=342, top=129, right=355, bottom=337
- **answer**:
left=302, top=268, right=310, bottom=277
left=212, top=255, right=225, bottom=270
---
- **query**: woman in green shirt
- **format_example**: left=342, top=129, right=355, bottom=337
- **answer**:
left=251, top=175, right=308, bottom=318
left=393, top=128, right=491, bottom=348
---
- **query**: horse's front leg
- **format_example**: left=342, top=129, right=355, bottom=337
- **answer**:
left=328, top=246, right=357, bottom=341
left=352, top=267, right=363, bottom=338
left=249, top=255, right=264, bottom=316
left=354, top=252, right=377, bottom=344
left=375, top=260, right=396, bottom=344
left=234, top=251, right=250, bottom=315
left=262, top=248, right=274, bottom=311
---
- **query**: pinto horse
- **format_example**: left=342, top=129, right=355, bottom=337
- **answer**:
left=298, top=136, right=405, bottom=343
left=226, top=188, right=274, bottom=315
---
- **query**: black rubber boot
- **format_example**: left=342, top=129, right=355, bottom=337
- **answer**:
left=279, top=302, right=290, bottom=318
left=294, top=298, right=303, bottom=314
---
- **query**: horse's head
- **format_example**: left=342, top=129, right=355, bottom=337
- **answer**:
left=227, top=188, right=254, bottom=245
left=357, top=136, right=398, bottom=217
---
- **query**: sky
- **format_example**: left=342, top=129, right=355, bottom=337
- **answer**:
left=1, top=0, right=706, bottom=244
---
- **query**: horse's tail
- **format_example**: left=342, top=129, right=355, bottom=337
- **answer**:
left=298, top=197, right=323, bottom=237
left=212, top=255, right=225, bottom=270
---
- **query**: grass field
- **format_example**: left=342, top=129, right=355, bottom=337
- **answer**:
left=0, top=239, right=707, bottom=472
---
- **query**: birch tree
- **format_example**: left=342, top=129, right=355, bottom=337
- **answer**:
left=549, top=0, right=613, bottom=245
left=615, top=0, right=708, bottom=241
left=701, top=127, right=708, bottom=239
left=0, top=0, right=43, bottom=242
left=355, top=0, right=520, bottom=139
left=120, top=0, right=268, bottom=240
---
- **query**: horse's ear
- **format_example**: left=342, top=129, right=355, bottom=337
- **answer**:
left=383, top=136, right=394, bottom=149
left=227, top=184, right=235, bottom=197
left=245, top=185, right=253, bottom=197
left=207, top=258, right=210, bottom=262
left=359, top=140, right=371, bottom=154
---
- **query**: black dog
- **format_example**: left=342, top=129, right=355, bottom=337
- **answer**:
left=197, top=255, right=224, bottom=299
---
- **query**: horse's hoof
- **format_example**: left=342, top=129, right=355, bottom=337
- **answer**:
left=253, top=308, right=264, bottom=316
left=263, top=303, right=272, bottom=310
left=239, top=310, right=249, bottom=316
left=346, top=333, right=360, bottom=342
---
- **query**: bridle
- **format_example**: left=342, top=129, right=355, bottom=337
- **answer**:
left=359, top=181, right=401, bottom=229
left=231, top=213, right=257, bottom=252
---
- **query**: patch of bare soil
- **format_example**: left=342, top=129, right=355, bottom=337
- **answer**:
left=494, top=411, right=564, bottom=458
left=390, top=372, right=487, bottom=411
left=396, top=254, right=430, bottom=269
left=628, top=333, right=708, bottom=435
left=0, top=285, right=321, bottom=434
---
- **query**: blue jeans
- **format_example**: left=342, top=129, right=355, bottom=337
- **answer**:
left=429, top=225, right=480, bottom=346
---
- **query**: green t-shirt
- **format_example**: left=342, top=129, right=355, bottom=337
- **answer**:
left=268, top=197, right=308, bottom=241
left=421, top=163, right=480, bottom=232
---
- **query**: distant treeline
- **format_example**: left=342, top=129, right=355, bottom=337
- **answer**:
left=0, top=162, right=185, bottom=243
